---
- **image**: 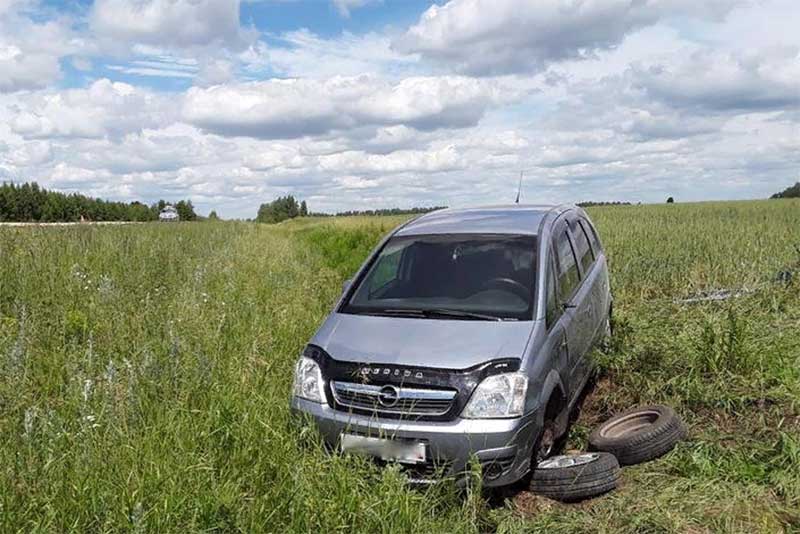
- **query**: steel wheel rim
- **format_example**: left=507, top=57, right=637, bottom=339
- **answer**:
left=599, top=410, right=660, bottom=438
left=536, top=426, right=555, bottom=463
left=537, top=453, right=600, bottom=469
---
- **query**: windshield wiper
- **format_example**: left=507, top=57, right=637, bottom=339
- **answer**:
left=425, top=308, right=505, bottom=321
left=374, top=308, right=503, bottom=321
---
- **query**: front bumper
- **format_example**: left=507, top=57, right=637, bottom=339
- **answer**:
left=292, top=397, right=539, bottom=486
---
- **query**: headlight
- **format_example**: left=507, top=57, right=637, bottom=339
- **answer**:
left=293, top=356, right=326, bottom=403
left=462, top=372, right=528, bottom=418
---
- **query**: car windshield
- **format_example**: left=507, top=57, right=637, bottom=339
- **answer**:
left=342, top=233, right=537, bottom=321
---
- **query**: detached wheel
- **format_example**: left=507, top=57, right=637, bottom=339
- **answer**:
left=589, top=404, right=687, bottom=465
left=530, top=453, right=620, bottom=502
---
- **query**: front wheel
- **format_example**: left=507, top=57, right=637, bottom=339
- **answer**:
left=534, top=421, right=557, bottom=465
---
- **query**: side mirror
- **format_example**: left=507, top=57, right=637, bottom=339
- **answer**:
left=342, top=279, right=352, bottom=294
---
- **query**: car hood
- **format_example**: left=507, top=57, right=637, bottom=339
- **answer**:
left=311, top=312, right=534, bottom=369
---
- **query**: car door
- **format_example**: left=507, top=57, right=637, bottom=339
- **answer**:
left=578, top=217, right=611, bottom=343
left=551, top=217, right=586, bottom=397
left=574, top=217, right=606, bottom=343
left=566, top=216, right=598, bottom=383
left=542, top=246, right=570, bottom=392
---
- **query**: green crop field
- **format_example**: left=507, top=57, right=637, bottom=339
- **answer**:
left=1, top=200, right=798, bottom=533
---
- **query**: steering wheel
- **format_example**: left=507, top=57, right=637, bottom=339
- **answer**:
left=480, top=277, right=530, bottom=301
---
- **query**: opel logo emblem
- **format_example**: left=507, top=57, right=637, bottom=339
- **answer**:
left=378, top=385, right=400, bottom=408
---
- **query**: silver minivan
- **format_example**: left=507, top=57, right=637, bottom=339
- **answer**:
left=291, top=205, right=612, bottom=486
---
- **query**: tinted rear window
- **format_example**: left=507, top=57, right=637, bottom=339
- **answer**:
left=572, top=220, right=594, bottom=273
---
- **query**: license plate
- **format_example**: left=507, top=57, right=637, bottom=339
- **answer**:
left=340, top=434, right=426, bottom=465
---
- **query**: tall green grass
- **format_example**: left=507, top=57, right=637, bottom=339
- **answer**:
left=1, top=200, right=798, bottom=532
left=0, top=223, right=475, bottom=532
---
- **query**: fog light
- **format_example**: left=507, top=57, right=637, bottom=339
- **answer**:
left=483, top=462, right=504, bottom=480
left=481, top=456, right=515, bottom=481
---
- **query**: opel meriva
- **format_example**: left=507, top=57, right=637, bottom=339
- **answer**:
left=291, top=205, right=612, bottom=486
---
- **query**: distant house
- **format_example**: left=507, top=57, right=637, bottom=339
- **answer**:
left=159, top=205, right=179, bottom=222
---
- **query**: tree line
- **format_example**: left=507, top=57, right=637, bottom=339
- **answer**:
left=771, top=182, right=800, bottom=199
left=256, top=195, right=308, bottom=223
left=254, top=198, right=450, bottom=223
left=331, top=206, right=446, bottom=217
left=0, top=182, right=197, bottom=222
left=576, top=201, right=632, bottom=207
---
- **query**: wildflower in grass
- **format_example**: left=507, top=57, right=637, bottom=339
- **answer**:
left=8, top=304, right=28, bottom=372
left=71, top=264, right=93, bottom=290
left=83, top=414, right=100, bottom=429
left=168, top=326, right=180, bottom=361
left=85, top=332, right=95, bottom=366
left=123, top=358, right=139, bottom=412
left=98, top=274, right=114, bottom=296
left=71, top=264, right=88, bottom=282
left=10, top=326, right=26, bottom=370
left=82, top=378, right=93, bottom=403
left=22, top=406, right=37, bottom=438
left=130, top=501, right=144, bottom=531
left=105, top=360, right=117, bottom=386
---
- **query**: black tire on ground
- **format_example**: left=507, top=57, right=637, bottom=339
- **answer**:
left=530, top=452, right=620, bottom=502
left=588, top=404, right=688, bottom=466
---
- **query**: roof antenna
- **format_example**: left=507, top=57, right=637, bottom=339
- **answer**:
left=515, top=170, right=523, bottom=204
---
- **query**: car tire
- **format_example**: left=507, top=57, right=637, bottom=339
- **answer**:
left=530, top=452, right=620, bottom=502
left=588, top=404, right=687, bottom=465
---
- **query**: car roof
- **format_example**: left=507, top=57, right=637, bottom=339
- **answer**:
left=395, top=204, right=570, bottom=236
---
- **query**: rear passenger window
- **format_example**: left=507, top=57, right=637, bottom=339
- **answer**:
left=577, top=220, right=596, bottom=260
left=555, top=230, right=580, bottom=301
left=582, top=219, right=602, bottom=254
left=572, top=220, right=593, bottom=273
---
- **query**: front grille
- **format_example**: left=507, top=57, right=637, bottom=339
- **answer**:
left=331, top=381, right=457, bottom=416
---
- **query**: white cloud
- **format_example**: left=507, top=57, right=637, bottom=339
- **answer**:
left=395, top=0, right=739, bottom=75
left=90, top=0, right=253, bottom=50
left=6, top=79, right=175, bottom=140
left=0, top=45, right=61, bottom=92
left=242, top=30, right=418, bottom=79
left=631, top=48, right=800, bottom=113
left=0, top=3, right=81, bottom=92
left=182, top=75, right=519, bottom=139
left=318, top=146, right=462, bottom=174
left=195, top=58, right=235, bottom=86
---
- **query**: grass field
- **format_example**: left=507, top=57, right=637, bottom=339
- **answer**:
left=1, top=200, right=799, bottom=533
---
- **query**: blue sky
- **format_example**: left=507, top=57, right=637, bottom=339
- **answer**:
left=0, top=0, right=798, bottom=217
left=241, top=1, right=434, bottom=37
